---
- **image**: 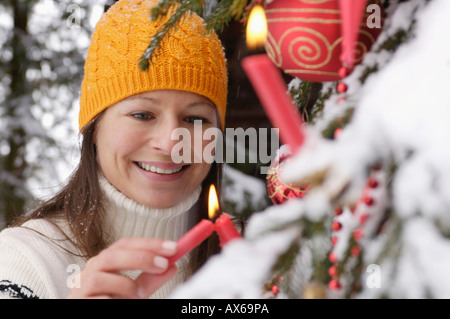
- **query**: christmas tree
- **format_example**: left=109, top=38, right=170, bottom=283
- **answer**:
left=144, top=0, right=450, bottom=299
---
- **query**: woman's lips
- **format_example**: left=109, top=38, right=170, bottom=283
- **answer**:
left=137, top=162, right=183, bottom=174
left=134, top=161, right=188, bottom=181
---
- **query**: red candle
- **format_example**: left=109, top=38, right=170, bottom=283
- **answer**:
left=242, top=54, right=305, bottom=154
left=339, top=0, right=367, bottom=68
left=241, top=5, right=305, bottom=154
left=167, top=219, right=215, bottom=267
left=215, top=213, right=242, bottom=247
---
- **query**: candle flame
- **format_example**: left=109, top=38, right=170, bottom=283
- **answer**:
left=208, top=184, right=220, bottom=219
left=246, top=4, right=268, bottom=50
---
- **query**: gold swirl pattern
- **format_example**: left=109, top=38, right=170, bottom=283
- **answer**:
left=264, top=0, right=382, bottom=82
left=284, top=27, right=339, bottom=69
left=265, top=6, right=342, bottom=80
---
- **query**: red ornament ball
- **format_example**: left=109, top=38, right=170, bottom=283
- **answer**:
left=264, top=0, right=383, bottom=82
left=266, top=154, right=307, bottom=205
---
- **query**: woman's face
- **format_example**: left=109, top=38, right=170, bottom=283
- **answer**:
left=95, top=90, right=219, bottom=208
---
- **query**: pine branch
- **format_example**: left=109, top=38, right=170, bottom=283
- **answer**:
left=138, top=0, right=203, bottom=71
left=205, top=0, right=248, bottom=32
left=139, top=0, right=251, bottom=70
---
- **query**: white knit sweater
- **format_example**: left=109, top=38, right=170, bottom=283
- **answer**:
left=0, top=177, right=201, bottom=299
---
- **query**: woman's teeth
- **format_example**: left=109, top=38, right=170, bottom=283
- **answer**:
left=137, top=162, right=183, bottom=174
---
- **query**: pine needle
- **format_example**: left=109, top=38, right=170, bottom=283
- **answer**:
left=138, top=0, right=203, bottom=71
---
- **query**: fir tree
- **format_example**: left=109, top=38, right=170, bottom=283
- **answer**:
left=148, top=0, right=450, bottom=299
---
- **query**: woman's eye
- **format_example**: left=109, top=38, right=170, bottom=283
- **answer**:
left=131, top=112, right=152, bottom=120
left=185, top=116, right=208, bottom=124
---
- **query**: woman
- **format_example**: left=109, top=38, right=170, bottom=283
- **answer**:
left=0, top=0, right=228, bottom=299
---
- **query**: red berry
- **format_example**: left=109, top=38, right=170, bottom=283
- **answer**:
left=372, top=164, right=382, bottom=171
left=328, top=265, right=338, bottom=277
left=328, top=279, right=341, bottom=290
left=337, top=97, right=346, bottom=104
left=338, top=66, right=350, bottom=79
left=367, top=177, right=379, bottom=188
left=332, top=221, right=342, bottom=231
left=271, top=285, right=279, bottom=295
left=329, top=252, right=338, bottom=263
left=334, top=207, right=343, bottom=216
left=337, top=82, right=348, bottom=93
left=331, top=236, right=338, bottom=246
left=353, top=228, right=364, bottom=241
left=334, top=127, right=343, bottom=138
left=351, top=245, right=361, bottom=257
left=363, top=196, right=374, bottom=206
left=360, top=214, right=370, bottom=224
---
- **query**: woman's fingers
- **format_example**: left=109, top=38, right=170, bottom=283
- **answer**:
left=87, top=248, right=168, bottom=274
left=112, top=237, right=177, bottom=256
left=68, top=237, right=180, bottom=299
left=87, top=238, right=178, bottom=274
left=135, top=265, right=178, bottom=298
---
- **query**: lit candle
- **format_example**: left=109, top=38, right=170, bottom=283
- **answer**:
left=208, top=184, right=242, bottom=246
left=167, top=185, right=242, bottom=267
left=215, top=214, right=242, bottom=247
left=241, top=5, right=305, bottom=154
left=167, top=185, right=218, bottom=267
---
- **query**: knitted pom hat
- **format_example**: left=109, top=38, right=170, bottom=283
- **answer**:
left=79, top=0, right=228, bottom=131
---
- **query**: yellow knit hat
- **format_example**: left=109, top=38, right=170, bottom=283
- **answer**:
left=79, top=0, right=228, bottom=131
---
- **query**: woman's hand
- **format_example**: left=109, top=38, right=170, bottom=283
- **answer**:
left=67, top=237, right=178, bottom=299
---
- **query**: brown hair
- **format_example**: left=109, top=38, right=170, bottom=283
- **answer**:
left=14, top=113, right=221, bottom=274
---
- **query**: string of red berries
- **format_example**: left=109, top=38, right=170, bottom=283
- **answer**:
left=332, top=66, right=352, bottom=140
left=328, top=169, right=381, bottom=291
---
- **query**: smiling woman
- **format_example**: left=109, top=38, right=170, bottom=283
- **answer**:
left=95, top=89, right=219, bottom=209
left=0, top=0, right=230, bottom=299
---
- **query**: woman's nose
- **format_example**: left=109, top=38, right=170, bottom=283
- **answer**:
left=149, top=117, right=182, bottom=156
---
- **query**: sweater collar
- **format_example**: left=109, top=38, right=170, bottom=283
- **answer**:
left=99, top=176, right=202, bottom=243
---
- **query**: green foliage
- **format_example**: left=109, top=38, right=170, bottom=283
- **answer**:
left=139, top=0, right=251, bottom=70
left=139, top=0, right=203, bottom=70
left=204, top=0, right=248, bottom=32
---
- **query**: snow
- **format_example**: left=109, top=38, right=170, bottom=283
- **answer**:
left=222, top=164, right=268, bottom=215
left=171, top=228, right=299, bottom=298
left=170, top=0, right=450, bottom=299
